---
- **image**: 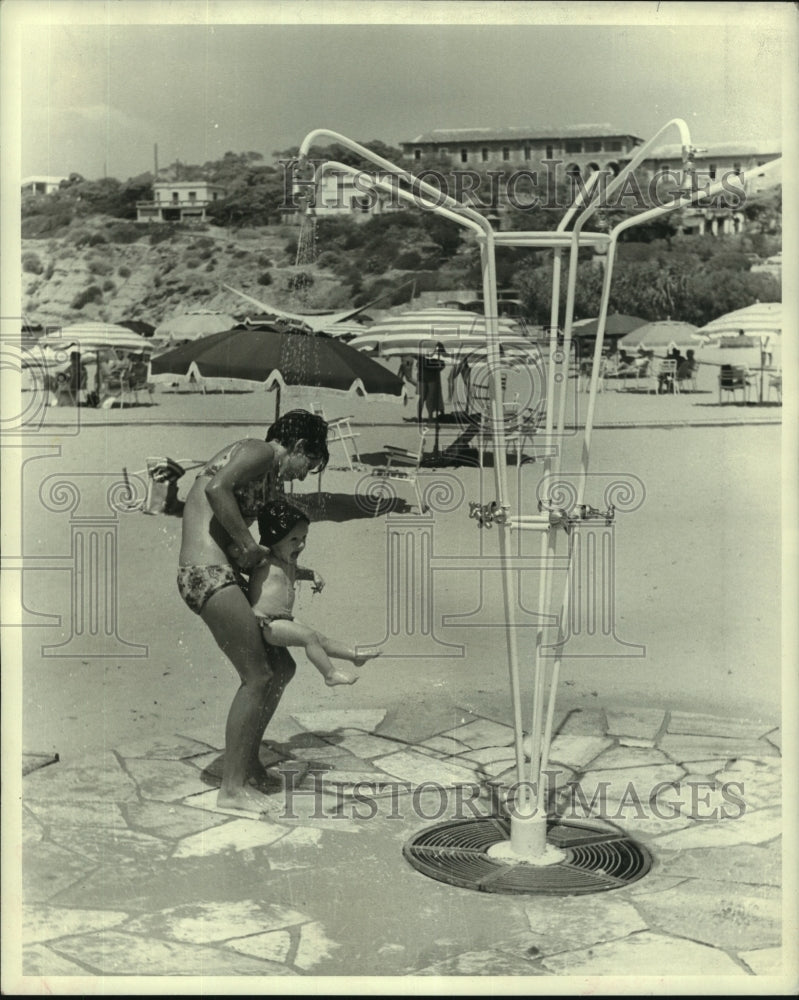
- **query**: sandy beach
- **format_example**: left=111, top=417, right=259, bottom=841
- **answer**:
left=16, top=373, right=783, bottom=762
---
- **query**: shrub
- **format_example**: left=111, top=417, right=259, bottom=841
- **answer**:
left=71, top=285, right=103, bottom=309
left=316, top=250, right=340, bottom=270
left=205, top=261, right=215, bottom=272
left=394, top=250, right=422, bottom=270
left=102, top=279, right=116, bottom=292
left=107, top=222, right=144, bottom=244
left=150, top=227, right=175, bottom=246
left=44, top=262, right=55, bottom=280
left=22, top=252, right=43, bottom=274
left=257, top=255, right=273, bottom=267
left=118, top=265, right=131, bottom=278
left=184, top=257, right=201, bottom=269
left=88, top=256, right=114, bottom=276
left=284, top=238, right=298, bottom=258
left=69, top=229, right=93, bottom=248
left=88, top=232, right=107, bottom=246
left=257, top=271, right=272, bottom=285
left=287, top=271, right=314, bottom=291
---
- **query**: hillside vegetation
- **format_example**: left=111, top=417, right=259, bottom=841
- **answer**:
left=21, top=150, right=782, bottom=329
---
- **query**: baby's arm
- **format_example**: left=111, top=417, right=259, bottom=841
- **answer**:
left=296, top=565, right=325, bottom=593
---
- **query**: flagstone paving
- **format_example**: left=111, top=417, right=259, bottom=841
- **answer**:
left=13, top=705, right=792, bottom=985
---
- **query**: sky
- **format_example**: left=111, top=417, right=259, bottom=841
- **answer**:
left=6, top=1, right=794, bottom=183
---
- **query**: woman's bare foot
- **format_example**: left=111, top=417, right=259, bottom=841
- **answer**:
left=217, top=785, right=275, bottom=813
left=325, top=668, right=358, bottom=687
left=247, top=761, right=283, bottom=792
left=353, top=649, right=382, bottom=667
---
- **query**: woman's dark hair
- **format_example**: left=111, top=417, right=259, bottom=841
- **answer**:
left=257, top=499, right=310, bottom=547
left=266, top=408, right=329, bottom=471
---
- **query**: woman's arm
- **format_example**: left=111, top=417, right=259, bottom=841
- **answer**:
left=205, top=439, right=275, bottom=569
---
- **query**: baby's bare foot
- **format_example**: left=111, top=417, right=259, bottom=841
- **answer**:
left=325, top=668, right=358, bottom=686
left=353, top=649, right=382, bottom=667
left=217, top=786, right=274, bottom=814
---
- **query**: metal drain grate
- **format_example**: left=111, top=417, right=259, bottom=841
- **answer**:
left=403, top=817, right=652, bottom=895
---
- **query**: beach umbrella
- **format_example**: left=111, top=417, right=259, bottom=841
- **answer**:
left=695, top=301, right=782, bottom=340
left=154, top=310, right=238, bottom=342
left=348, top=308, right=526, bottom=356
left=40, top=322, right=151, bottom=353
left=149, top=324, right=405, bottom=417
left=571, top=313, right=647, bottom=338
left=695, top=302, right=782, bottom=402
left=617, top=320, right=699, bottom=352
left=119, top=319, right=156, bottom=337
left=363, top=307, right=523, bottom=337
left=317, top=320, right=374, bottom=341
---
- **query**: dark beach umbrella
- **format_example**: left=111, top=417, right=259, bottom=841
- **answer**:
left=120, top=320, right=156, bottom=337
left=149, top=324, right=405, bottom=417
left=571, top=314, right=647, bottom=338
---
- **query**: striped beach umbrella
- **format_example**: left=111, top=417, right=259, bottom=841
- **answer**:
left=40, top=322, right=151, bottom=353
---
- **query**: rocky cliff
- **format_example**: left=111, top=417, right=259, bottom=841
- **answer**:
left=21, top=217, right=354, bottom=329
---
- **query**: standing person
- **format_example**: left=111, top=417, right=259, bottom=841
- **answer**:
left=177, top=409, right=329, bottom=813
left=448, top=352, right=472, bottom=417
left=248, top=499, right=381, bottom=687
left=417, top=341, right=447, bottom=423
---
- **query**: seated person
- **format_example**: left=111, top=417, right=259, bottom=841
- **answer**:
left=615, top=347, right=637, bottom=374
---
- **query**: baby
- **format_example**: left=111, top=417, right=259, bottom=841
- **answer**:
left=247, top=499, right=380, bottom=686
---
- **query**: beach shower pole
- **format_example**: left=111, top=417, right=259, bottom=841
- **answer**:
left=296, top=126, right=768, bottom=871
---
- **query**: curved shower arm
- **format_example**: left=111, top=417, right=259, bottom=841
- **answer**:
left=298, top=128, right=491, bottom=235
left=569, top=118, right=694, bottom=236
left=312, top=160, right=488, bottom=239
left=607, top=163, right=755, bottom=243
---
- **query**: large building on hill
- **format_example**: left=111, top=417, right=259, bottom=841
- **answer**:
left=284, top=124, right=781, bottom=235
left=401, top=123, right=643, bottom=178
left=136, top=181, right=226, bottom=223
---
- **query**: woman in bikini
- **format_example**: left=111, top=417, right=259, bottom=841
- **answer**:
left=178, top=409, right=329, bottom=813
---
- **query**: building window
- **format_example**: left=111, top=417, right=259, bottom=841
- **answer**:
left=564, top=140, right=582, bottom=154
left=523, top=145, right=531, bottom=160
left=607, top=140, right=622, bottom=152
left=212, top=192, right=219, bottom=201
left=172, top=192, right=179, bottom=203
left=733, top=162, right=742, bottom=175
left=439, top=148, right=449, bottom=161
left=460, top=148, right=468, bottom=163
left=414, top=149, right=422, bottom=162
left=585, top=140, right=602, bottom=153
left=481, top=148, right=489, bottom=163
left=188, top=191, right=197, bottom=203
left=502, top=147, right=510, bottom=161
left=546, top=145, right=554, bottom=159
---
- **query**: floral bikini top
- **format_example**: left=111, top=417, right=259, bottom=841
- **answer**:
left=198, top=440, right=277, bottom=522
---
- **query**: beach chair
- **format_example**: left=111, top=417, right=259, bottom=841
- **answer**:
left=767, top=371, right=782, bottom=404
left=311, top=402, right=361, bottom=470
left=718, top=365, right=753, bottom=404
left=648, top=359, right=679, bottom=395
left=370, top=428, right=429, bottom=515
left=123, top=457, right=204, bottom=514
left=476, top=401, right=546, bottom=467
